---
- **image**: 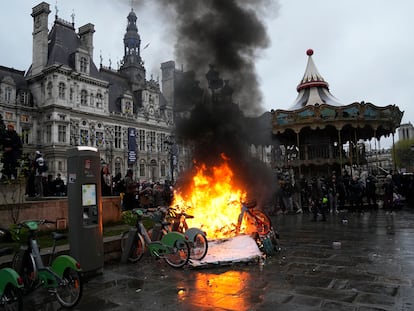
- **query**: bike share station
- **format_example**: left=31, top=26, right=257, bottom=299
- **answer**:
left=67, top=147, right=104, bottom=275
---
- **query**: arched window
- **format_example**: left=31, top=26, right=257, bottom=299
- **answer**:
left=58, top=82, right=66, bottom=99
left=81, top=89, right=88, bottom=105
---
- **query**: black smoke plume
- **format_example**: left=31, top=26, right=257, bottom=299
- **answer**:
left=129, top=0, right=281, bottom=205
left=160, top=0, right=277, bottom=116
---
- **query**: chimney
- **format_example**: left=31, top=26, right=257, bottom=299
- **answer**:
left=31, top=2, right=51, bottom=76
left=78, top=23, right=95, bottom=58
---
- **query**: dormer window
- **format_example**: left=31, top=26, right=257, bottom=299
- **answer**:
left=19, top=91, right=30, bottom=106
left=58, top=82, right=66, bottom=99
left=80, top=57, right=88, bottom=73
left=96, top=93, right=103, bottom=109
left=121, top=95, right=134, bottom=115
left=125, top=101, right=132, bottom=114
left=5, top=87, right=12, bottom=102
left=81, top=89, right=88, bottom=105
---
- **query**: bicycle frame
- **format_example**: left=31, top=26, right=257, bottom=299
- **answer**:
left=14, top=221, right=81, bottom=288
left=161, top=207, right=206, bottom=244
left=235, top=201, right=272, bottom=236
left=136, top=215, right=188, bottom=258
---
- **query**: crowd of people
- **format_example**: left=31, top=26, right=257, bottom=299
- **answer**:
left=273, top=169, right=412, bottom=220
left=25, top=150, right=66, bottom=197
left=100, top=166, right=174, bottom=211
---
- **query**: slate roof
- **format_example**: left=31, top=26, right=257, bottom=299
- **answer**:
left=47, top=18, right=101, bottom=79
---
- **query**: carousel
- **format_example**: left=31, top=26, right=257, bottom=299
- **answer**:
left=271, top=49, right=403, bottom=178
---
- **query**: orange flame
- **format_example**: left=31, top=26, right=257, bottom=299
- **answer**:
left=172, top=156, right=246, bottom=239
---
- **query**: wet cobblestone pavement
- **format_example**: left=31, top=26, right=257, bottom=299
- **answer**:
left=23, top=207, right=414, bottom=310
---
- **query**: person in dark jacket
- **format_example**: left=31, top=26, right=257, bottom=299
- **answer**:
left=1, top=124, right=22, bottom=180
left=310, top=177, right=327, bottom=222
left=365, top=173, right=378, bottom=209
left=348, top=176, right=364, bottom=213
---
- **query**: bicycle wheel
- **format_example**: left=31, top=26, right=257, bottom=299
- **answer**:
left=269, top=228, right=281, bottom=252
left=0, top=284, right=23, bottom=311
left=55, top=268, right=83, bottom=308
left=120, top=231, right=145, bottom=263
left=164, top=240, right=190, bottom=268
left=190, top=233, right=208, bottom=260
left=11, top=250, right=36, bottom=290
left=249, top=210, right=271, bottom=235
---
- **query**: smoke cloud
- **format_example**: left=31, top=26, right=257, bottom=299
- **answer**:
left=158, top=0, right=280, bottom=204
left=159, top=0, right=278, bottom=116
left=125, top=0, right=281, bottom=205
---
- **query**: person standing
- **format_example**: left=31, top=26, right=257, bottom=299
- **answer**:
left=327, top=174, right=339, bottom=214
left=122, top=169, right=137, bottom=210
left=292, top=178, right=303, bottom=213
left=280, top=176, right=294, bottom=214
left=34, top=151, right=47, bottom=197
left=310, top=177, right=327, bottom=222
left=383, top=175, right=395, bottom=214
left=348, top=176, right=364, bottom=213
left=54, top=173, right=65, bottom=196
left=365, top=173, right=378, bottom=210
left=101, top=165, right=112, bottom=196
left=1, top=124, right=22, bottom=180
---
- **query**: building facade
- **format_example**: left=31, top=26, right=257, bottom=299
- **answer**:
left=398, top=123, right=414, bottom=141
left=0, top=2, right=191, bottom=183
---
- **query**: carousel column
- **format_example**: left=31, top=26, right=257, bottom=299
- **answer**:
left=392, top=132, right=397, bottom=172
left=374, top=129, right=379, bottom=174
left=354, top=129, right=360, bottom=168
left=338, top=129, right=343, bottom=174
left=296, top=131, right=301, bottom=176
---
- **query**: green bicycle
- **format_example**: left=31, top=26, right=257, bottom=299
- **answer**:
left=11, top=219, right=83, bottom=308
left=0, top=247, right=23, bottom=310
left=120, top=209, right=191, bottom=268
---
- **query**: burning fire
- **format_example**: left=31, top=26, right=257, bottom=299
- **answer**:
left=172, top=155, right=247, bottom=239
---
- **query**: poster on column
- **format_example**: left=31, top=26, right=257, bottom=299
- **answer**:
left=128, top=127, right=137, bottom=165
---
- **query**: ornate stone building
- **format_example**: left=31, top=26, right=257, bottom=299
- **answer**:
left=0, top=2, right=190, bottom=183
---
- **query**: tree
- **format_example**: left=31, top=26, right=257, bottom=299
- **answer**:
left=393, top=138, right=414, bottom=172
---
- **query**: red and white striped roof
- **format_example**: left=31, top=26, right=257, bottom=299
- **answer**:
left=290, top=49, right=341, bottom=109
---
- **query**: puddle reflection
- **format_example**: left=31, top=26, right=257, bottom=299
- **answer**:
left=178, top=270, right=252, bottom=310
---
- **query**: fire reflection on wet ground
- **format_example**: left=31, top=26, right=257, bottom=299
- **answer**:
left=181, top=270, right=254, bottom=311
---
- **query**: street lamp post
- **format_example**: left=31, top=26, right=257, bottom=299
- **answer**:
left=164, top=136, right=176, bottom=184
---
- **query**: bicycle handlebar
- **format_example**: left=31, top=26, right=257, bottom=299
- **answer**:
left=15, top=219, right=56, bottom=229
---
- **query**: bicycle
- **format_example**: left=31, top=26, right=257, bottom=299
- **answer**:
left=120, top=208, right=191, bottom=268
left=235, top=200, right=280, bottom=256
left=10, top=219, right=83, bottom=308
left=144, top=206, right=208, bottom=260
left=0, top=247, right=23, bottom=310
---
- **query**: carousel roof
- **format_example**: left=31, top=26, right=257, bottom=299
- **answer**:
left=291, top=49, right=341, bottom=109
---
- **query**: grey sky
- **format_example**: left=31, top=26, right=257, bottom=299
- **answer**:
left=2, top=0, right=412, bottom=148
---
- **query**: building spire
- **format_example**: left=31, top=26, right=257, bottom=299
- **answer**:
left=55, top=0, right=59, bottom=19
